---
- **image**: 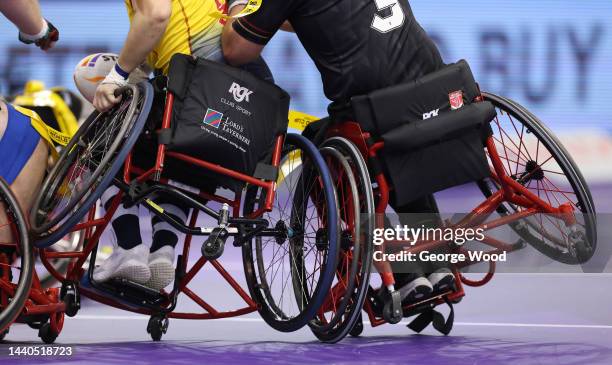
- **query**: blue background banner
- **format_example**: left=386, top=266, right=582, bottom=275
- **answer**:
left=0, top=0, right=610, bottom=132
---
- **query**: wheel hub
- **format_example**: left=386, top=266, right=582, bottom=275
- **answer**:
left=274, top=220, right=289, bottom=245
left=315, top=228, right=328, bottom=251
left=341, top=230, right=353, bottom=251
left=516, top=160, right=545, bottom=183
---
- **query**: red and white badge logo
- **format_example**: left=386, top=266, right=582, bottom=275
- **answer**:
left=449, top=91, right=464, bottom=110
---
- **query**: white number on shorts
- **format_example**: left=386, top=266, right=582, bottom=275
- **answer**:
left=371, top=0, right=405, bottom=33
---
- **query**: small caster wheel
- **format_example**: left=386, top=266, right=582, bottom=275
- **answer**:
left=38, top=323, right=58, bottom=344
left=147, top=315, right=169, bottom=341
left=64, top=293, right=80, bottom=317
left=382, top=290, right=402, bottom=325
left=349, top=316, right=363, bottom=337
left=0, top=328, right=9, bottom=342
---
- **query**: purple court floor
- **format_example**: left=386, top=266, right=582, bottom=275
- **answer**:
left=1, top=185, right=611, bottom=364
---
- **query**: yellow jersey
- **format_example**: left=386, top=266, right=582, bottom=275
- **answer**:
left=125, top=0, right=227, bottom=74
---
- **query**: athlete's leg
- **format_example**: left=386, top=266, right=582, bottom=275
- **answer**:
left=10, top=139, right=48, bottom=214
left=390, top=194, right=454, bottom=300
left=92, top=186, right=151, bottom=284
left=0, top=103, right=11, bottom=245
left=0, top=100, right=48, bottom=244
left=145, top=197, right=190, bottom=291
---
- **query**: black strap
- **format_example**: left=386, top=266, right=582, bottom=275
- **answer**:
left=253, top=163, right=278, bottom=181
left=407, top=298, right=454, bottom=336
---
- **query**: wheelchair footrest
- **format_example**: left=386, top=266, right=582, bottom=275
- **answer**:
left=98, top=278, right=166, bottom=308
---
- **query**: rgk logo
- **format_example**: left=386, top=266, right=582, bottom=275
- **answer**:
left=422, top=109, right=440, bottom=120
left=229, top=82, right=253, bottom=103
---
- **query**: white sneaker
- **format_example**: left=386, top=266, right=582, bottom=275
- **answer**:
left=145, top=246, right=175, bottom=291
left=427, top=268, right=456, bottom=292
left=93, top=245, right=151, bottom=284
left=398, top=276, right=433, bottom=303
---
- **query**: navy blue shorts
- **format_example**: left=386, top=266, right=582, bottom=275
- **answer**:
left=0, top=103, right=41, bottom=184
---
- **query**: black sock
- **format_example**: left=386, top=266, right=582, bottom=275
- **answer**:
left=101, top=186, right=142, bottom=250
left=150, top=198, right=190, bottom=253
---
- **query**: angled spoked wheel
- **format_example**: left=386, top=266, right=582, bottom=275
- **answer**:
left=309, top=137, right=375, bottom=343
left=30, top=82, right=153, bottom=248
left=243, top=133, right=340, bottom=332
left=0, top=178, right=33, bottom=335
left=480, top=93, right=596, bottom=264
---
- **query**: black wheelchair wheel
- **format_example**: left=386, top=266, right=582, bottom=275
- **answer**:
left=30, top=82, right=153, bottom=247
left=0, top=178, right=33, bottom=334
left=479, top=92, right=596, bottom=264
left=310, top=137, right=375, bottom=343
left=242, top=133, right=340, bottom=332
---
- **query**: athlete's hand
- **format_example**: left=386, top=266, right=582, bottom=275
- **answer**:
left=93, top=83, right=122, bottom=112
left=35, top=21, right=59, bottom=51
left=93, top=64, right=129, bottom=112
left=18, top=19, right=59, bottom=51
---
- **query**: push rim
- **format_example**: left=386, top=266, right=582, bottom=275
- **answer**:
left=310, top=136, right=375, bottom=343
left=242, top=133, right=339, bottom=332
left=30, top=82, right=153, bottom=247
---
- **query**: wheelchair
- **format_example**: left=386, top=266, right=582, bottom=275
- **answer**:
left=309, top=60, right=596, bottom=342
left=1, top=55, right=342, bottom=343
left=0, top=82, right=86, bottom=343
left=0, top=177, right=72, bottom=343
left=11, top=80, right=86, bottom=289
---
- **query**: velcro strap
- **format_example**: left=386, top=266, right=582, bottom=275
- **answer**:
left=407, top=299, right=454, bottom=336
left=253, top=163, right=278, bottom=181
left=407, top=310, right=434, bottom=333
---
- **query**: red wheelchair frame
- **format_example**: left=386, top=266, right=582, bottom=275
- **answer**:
left=36, top=91, right=288, bottom=321
left=0, top=264, right=66, bottom=341
left=3, top=87, right=591, bottom=343
left=325, top=94, right=580, bottom=328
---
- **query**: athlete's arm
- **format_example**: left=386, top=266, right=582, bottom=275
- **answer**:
left=0, top=0, right=45, bottom=34
left=222, top=4, right=263, bottom=65
left=222, top=2, right=295, bottom=66
left=0, top=0, right=58, bottom=51
left=93, top=0, right=171, bottom=112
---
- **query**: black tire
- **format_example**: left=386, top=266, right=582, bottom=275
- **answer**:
left=63, top=294, right=79, bottom=317
left=480, top=93, right=596, bottom=264
left=30, top=82, right=153, bottom=248
left=38, top=322, right=58, bottom=344
left=147, top=315, right=168, bottom=342
left=0, top=178, right=33, bottom=335
left=349, top=315, right=364, bottom=337
left=242, top=133, right=340, bottom=332
left=310, top=137, right=375, bottom=343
